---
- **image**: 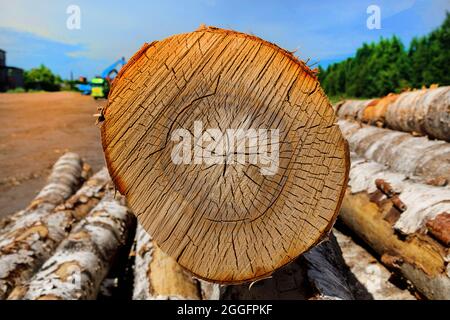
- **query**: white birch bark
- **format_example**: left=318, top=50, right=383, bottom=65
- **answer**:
left=8, top=191, right=134, bottom=300
left=1, top=168, right=110, bottom=299
left=339, top=120, right=450, bottom=182
left=340, top=154, right=450, bottom=299
left=0, top=153, right=84, bottom=299
left=334, top=229, right=415, bottom=300
left=385, top=87, right=450, bottom=141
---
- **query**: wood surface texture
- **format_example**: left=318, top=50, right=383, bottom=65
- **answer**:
left=339, top=120, right=450, bottom=182
left=336, top=87, right=450, bottom=142
left=340, top=154, right=450, bottom=299
left=8, top=191, right=134, bottom=300
left=0, top=153, right=84, bottom=299
left=101, top=27, right=349, bottom=282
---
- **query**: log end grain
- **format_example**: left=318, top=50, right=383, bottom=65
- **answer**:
left=101, top=27, right=350, bottom=283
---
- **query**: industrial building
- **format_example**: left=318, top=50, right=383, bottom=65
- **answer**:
left=0, top=49, right=24, bottom=92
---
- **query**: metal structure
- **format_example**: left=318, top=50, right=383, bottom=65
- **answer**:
left=0, top=49, right=24, bottom=92
left=76, top=57, right=126, bottom=98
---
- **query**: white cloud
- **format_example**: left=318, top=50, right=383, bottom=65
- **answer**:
left=1, top=0, right=448, bottom=73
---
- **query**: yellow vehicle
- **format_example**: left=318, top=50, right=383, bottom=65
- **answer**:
left=76, top=57, right=126, bottom=99
left=90, top=77, right=109, bottom=99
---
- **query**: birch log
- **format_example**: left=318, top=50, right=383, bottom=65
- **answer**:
left=333, top=229, right=415, bottom=300
left=133, top=224, right=200, bottom=300
left=0, top=168, right=110, bottom=299
left=218, top=232, right=371, bottom=300
left=198, top=279, right=221, bottom=300
left=340, top=155, right=450, bottom=299
left=336, top=87, right=450, bottom=142
left=336, top=99, right=376, bottom=121
left=361, top=93, right=399, bottom=126
left=0, top=153, right=84, bottom=299
left=338, top=120, right=450, bottom=182
left=0, top=162, right=92, bottom=236
left=0, top=153, right=84, bottom=236
left=101, top=26, right=349, bottom=283
left=385, top=87, right=450, bottom=141
left=8, top=192, right=134, bottom=300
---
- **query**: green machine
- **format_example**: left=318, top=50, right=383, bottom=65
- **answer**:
left=76, top=57, right=126, bottom=99
left=90, top=77, right=109, bottom=99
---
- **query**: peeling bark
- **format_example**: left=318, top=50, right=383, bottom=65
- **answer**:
left=340, top=155, right=450, bottom=299
left=385, top=87, right=450, bottom=141
left=362, top=93, right=399, bottom=126
left=426, top=213, right=450, bottom=246
left=0, top=153, right=85, bottom=299
left=133, top=224, right=200, bottom=300
left=334, top=229, right=415, bottom=300
left=337, top=87, right=450, bottom=142
left=339, top=120, right=450, bottom=182
left=1, top=168, right=110, bottom=300
left=8, top=191, right=133, bottom=300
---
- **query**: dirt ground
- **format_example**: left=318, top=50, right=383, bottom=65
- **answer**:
left=0, top=92, right=107, bottom=218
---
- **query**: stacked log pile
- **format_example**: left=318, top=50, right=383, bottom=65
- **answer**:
left=9, top=192, right=134, bottom=300
left=340, top=155, right=450, bottom=299
left=0, top=153, right=136, bottom=300
left=2, top=153, right=404, bottom=300
left=337, top=86, right=450, bottom=141
left=338, top=120, right=450, bottom=183
left=2, top=161, right=434, bottom=300
left=335, top=86, right=450, bottom=300
left=3, top=27, right=447, bottom=300
left=0, top=157, right=434, bottom=300
left=96, top=26, right=428, bottom=301
left=0, top=153, right=85, bottom=299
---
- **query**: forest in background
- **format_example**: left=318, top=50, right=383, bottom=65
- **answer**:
left=318, top=12, right=450, bottom=99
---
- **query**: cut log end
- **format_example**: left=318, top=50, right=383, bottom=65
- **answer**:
left=101, top=27, right=349, bottom=283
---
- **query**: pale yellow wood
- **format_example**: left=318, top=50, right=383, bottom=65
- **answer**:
left=133, top=225, right=200, bottom=300
left=101, top=26, right=349, bottom=283
left=340, top=156, right=450, bottom=299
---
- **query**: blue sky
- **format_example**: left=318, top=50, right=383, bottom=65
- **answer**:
left=0, top=0, right=449, bottom=79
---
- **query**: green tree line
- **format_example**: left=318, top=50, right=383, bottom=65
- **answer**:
left=24, top=64, right=63, bottom=91
left=318, top=12, right=450, bottom=98
left=18, top=64, right=77, bottom=92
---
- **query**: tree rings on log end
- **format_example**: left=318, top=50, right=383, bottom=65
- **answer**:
left=101, top=26, right=350, bottom=283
